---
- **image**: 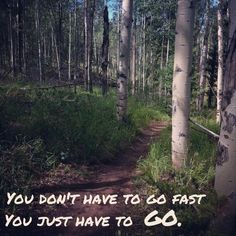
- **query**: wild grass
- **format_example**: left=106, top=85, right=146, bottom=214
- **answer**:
left=0, top=86, right=168, bottom=212
left=138, top=118, right=219, bottom=235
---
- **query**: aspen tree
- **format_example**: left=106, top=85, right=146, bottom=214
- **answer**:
left=172, top=0, right=195, bottom=169
left=131, top=15, right=136, bottom=96
left=117, top=0, right=133, bottom=121
left=216, top=0, right=224, bottom=123
left=214, top=0, right=236, bottom=233
left=197, top=0, right=210, bottom=111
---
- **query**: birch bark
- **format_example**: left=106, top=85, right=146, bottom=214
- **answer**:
left=216, top=0, right=224, bottom=123
left=172, top=0, right=195, bottom=169
left=214, top=0, right=236, bottom=232
left=117, top=0, right=133, bottom=121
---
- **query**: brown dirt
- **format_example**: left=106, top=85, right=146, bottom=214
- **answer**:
left=4, top=121, right=168, bottom=236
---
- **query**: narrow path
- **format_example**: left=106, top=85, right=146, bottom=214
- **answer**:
left=16, top=121, right=168, bottom=236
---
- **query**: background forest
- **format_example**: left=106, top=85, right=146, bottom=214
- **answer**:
left=0, top=0, right=236, bottom=235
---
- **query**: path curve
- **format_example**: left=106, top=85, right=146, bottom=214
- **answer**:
left=7, top=121, right=168, bottom=236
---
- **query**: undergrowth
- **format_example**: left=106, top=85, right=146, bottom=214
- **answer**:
left=0, top=86, right=167, bottom=212
left=138, top=119, right=219, bottom=235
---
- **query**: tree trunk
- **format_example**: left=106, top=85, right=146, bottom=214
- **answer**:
left=74, top=0, right=78, bottom=80
left=116, top=0, right=133, bottom=121
left=84, top=0, right=88, bottom=89
left=58, top=2, right=62, bottom=81
left=101, top=6, right=109, bottom=96
left=68, top=11, right=72, bottom=81
left=49, top=9, right=61, bottom=80
left=84, top=0, right=95, bottom=92
left=197, top=0, right=210, bottom=111
left=159, top=36, right=164, bottom=99
left=214, top=1, right=236, bottom=233
left=142, top=13, right=146, bottom=93
left=9, top=6, right=15, bottom=76
left=172, top=0, right=195, bottom=169
left=216, top=0, right=224, bottom=123
left=18, top=0, right=23, bottom=73
left=166, top=37, right=170, bottom=67
left=116, top=0, right=120, bottom=76
left=131, top=16, right=136, bottom=96
left=35, top=0, right=42, bottom=83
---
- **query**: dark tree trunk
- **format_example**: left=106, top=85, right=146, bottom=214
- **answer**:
left=18, top=0, right=23, bottom=73
left=84, top=0, right=95, bottom=92
left=101, top=6, right=109, bottom=96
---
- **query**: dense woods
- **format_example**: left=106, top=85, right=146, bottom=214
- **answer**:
left=0, top=0, right=236, bottom=235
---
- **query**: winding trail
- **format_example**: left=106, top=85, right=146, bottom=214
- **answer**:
left=10, top=121, right=168, bottom=236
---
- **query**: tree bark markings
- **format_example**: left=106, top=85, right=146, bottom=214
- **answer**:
left=172, top=0, right=195, bottom=169
left=217, top=0, right=224, bottom=123
left=214, top=1, right=236, bottom=232
left=101, top=6, right=109, bottom=96
left=117, top=0, right=133, bottom=121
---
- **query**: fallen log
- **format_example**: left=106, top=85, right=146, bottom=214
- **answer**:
left=189, top=118, right=219, bottom=140
left=168, top=105, right=219, bottom=140
left=19, top=83, right=77, bottom=91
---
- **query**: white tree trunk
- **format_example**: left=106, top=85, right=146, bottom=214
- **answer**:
left=159, top=36, right=164, bottom=98
left=214, top=1, right=236, bottom=233
left=116, top=0, right=133, bottom=121
left=84, top=0, right=95, bottom=92
left=116, top=0, right=120, bottom=74
left=142, top=13, right=146, bottom=93
left=73, top=0, right=78, bottom=80
left=197, top=0, right=210, bottom=111
left=172, top=0, right=195, bottom=169
left=49, top=10, right=61, bottom=81
left=84, top=0, right=89, bottom=90
left=131, top=17, right=136, bottom=96
left=216, top=1, right=224, bottom=123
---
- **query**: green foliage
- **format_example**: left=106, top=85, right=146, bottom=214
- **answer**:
left=138, top=121, right=219, bottom=235
left=138, top=127, right=172, bottom=184
left=0, top=87, right=168, bottom=212
left=128, top=97, right=170, bottom=128
left=0, top=138, right=56, bottom=213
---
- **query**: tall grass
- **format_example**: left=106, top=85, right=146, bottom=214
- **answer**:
left=138, top=119, right=219, bottom=235
left=0, top=87, right=168, bottom=212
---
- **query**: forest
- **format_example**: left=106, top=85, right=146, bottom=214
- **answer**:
left=0, top=0, right=235, bottom=235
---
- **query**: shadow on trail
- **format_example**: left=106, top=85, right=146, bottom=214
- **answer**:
left=32, top=177, right=132, bottom=194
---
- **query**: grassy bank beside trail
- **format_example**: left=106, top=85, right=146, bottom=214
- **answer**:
left=138, top=118, right=220, bottom=235
left=0, top=86, right=168, bottom=212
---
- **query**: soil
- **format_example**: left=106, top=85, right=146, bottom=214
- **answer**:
left=2, top=121, right=168, bottom=236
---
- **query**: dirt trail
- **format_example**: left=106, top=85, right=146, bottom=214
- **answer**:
left=9, top=121, right=167, bottom=236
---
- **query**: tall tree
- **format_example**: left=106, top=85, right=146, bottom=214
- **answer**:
left=172, top=0, right=195, bottom=169
left=197, top=0, right=210, bottom=111
left=84, top=0, right=95, bottom=92
left=117, top=0, right=133, bottom=121
left=68, top=11, right=72, bottom=81
left=8, top=3, right=16, bottom=76
left=216, top=0, right=224, bottom=123
left=101, top=5, right=109, bottom=95
left=214, top=0, right=236, bottom=233
left=18, top=0, right=23, bottom=73
left=131, top=15, right=136, bottom=96
left=142, top=7, right=146, bottom=93
left=35, top=0, right=42, bottom=82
